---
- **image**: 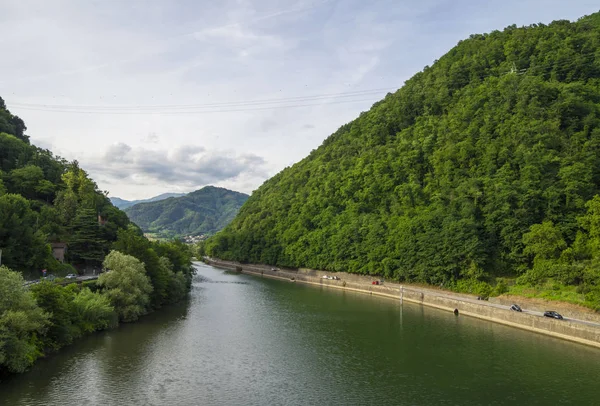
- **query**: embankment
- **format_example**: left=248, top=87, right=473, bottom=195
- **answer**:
left=204, top=258, right=600, bottom=349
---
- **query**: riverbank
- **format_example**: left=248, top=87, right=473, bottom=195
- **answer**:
left=204, top=258, right=600, bottom=349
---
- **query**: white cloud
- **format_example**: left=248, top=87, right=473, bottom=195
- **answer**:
left=88, top=142, right=269, bottom=193
left=1, top=0, right=599, bottom=200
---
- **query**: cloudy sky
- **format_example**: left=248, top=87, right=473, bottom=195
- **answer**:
left=1, top=0, right=598, bottom=199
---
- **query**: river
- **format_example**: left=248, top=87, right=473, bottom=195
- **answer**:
left=1, top=262, right=600, bottom=405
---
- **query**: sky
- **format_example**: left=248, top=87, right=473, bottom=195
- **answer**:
left=1, top=0, right=598, bottom=200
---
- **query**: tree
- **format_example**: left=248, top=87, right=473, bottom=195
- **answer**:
left=8, top=165, right=45, bottom=199
left=30, top=282, right=78, bottom=351
left=0, top=194, right=49, bottom=271
left=112, top=226, right=169, bottom=307
left=99, top=251, right=153, bottom=322
left=67, top=207, right=106, bottom=266
left=0, top=266, right=48, bottom=373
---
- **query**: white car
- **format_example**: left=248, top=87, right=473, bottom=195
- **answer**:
left=65, top=274, right=77, bottom=280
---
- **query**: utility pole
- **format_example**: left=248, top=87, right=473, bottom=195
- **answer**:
left=0, top=249, right=2, bottom=267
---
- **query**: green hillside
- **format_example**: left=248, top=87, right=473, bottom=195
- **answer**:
left=206, top=12, right=600, bottom=308
left=0, top=97, right=195, bottom=375
left=0, top=97, right=131, bottom=273
left=125, top=186, right=248, bottom=238
left=0, top=95, right=193, bottom=303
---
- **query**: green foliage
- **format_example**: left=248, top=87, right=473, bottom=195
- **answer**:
left=0, top=99, right=193, bottom=376
left=113, top=226, right=194, bottom=307
left=112, top=226, right=169, bottom=308
left=124, top=186, right=248, bottom=238
left=99, top=251, right=153, bottom=322
left=454, top=279, right=493, bottom=298
left=67, top=207, right=106, bottom=266
left=71, top=288, right=117, bottom=333
left=0, top=102, right=133, bottom=274
left=0, top=194, right=49, bottom=270
left=30, top=282, right=78, bottom=351
left=8, top=165, right=47, bottom=200
left=206, top=12, right=600, bottom=309
left=0, top=266, right=49, bottom=374
left=492, top=279, right=509, bottom=296
left=25, top=279, right=117, bottom=358
left=0, top=97, right=28, bottom=142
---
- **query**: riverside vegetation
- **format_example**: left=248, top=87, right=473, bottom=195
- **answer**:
left=203, top=12, right=600, bottom=310
left=0, top=98, right=194, bottom=376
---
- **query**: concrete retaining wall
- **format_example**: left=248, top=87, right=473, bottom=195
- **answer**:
left=204, top=259, right=600, bottom=349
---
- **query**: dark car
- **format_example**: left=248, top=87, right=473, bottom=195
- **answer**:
left=510, top=304, right=522, bottom=312
left=543, top=311, right=563, bottom=319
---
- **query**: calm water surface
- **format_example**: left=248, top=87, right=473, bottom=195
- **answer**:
left=2, top=262, right=600, bottom=405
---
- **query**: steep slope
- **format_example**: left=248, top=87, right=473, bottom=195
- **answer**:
left=110, top=193, right=186, bottom=209
left=125, top=186, right=248, bottom=238
left=0, top=96, right=131, bottom=272
left=206, top=12, right=600, bottom=305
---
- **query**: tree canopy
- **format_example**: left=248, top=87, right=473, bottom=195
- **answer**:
left=205, top=12, right=600, bottom=308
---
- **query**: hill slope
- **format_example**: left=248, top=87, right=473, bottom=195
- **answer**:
left=0, top=97, right=132, bottom=273
left=125, top=186, right=248, bottom=238
left=110, top=193, right=186, bottom=209
left=206, top=12, right=600, bottom=307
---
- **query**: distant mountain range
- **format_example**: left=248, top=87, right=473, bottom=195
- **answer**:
left=110, top=193, right=187, bottom=210
left=123, top=186, right=248, bottom=238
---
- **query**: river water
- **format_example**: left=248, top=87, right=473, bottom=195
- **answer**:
left=2, top=262, right=600, bottom=405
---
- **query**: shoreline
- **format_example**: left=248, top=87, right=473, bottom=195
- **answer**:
left=203, top=258, right=600, bottom=349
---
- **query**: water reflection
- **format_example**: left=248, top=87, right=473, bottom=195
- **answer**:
left=2, top=263, right=600, bottom=406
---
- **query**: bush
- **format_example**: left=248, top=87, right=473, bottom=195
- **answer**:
left=492, top=280, right=508, bottom=296
left=0, top=266, right=49, bottom=373
left=454, top=278, right=493, bottom=298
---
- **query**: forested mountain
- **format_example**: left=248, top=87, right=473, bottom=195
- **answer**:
left=0, top=98, right=130, bottom=273
left=0, top=97, right=194, bottom=376
left=125, top=186, right=248, bottom=238
left=111, top=192, right=186, bottom=210
left=205, top=12, right=600, bottom=308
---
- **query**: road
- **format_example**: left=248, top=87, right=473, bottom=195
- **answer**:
left=23, top=274, right=99, bottom=287
left=398, top=284, right=600, bottom=328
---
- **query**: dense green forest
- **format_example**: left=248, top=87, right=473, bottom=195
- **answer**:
left=205, top=12, right=600, bottom=309
left=125, top=186, right=248, bottom=238
left=0, top=98, right=194, bottom=376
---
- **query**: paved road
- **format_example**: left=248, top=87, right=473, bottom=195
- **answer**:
left=399, top=285, right=600, bottom=329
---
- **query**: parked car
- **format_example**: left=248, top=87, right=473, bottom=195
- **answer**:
left=543, top=311, right=563, bottom=320
left=510, top=304, right=522, bottom=312
left=66, top=274, right=77, bottom=280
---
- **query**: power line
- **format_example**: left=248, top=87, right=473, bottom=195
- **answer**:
left=12, top=97, right=382, bottom=115
left=8, top=88, right=393, bottom=111
left=8, top=51, right=597, bottom=116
